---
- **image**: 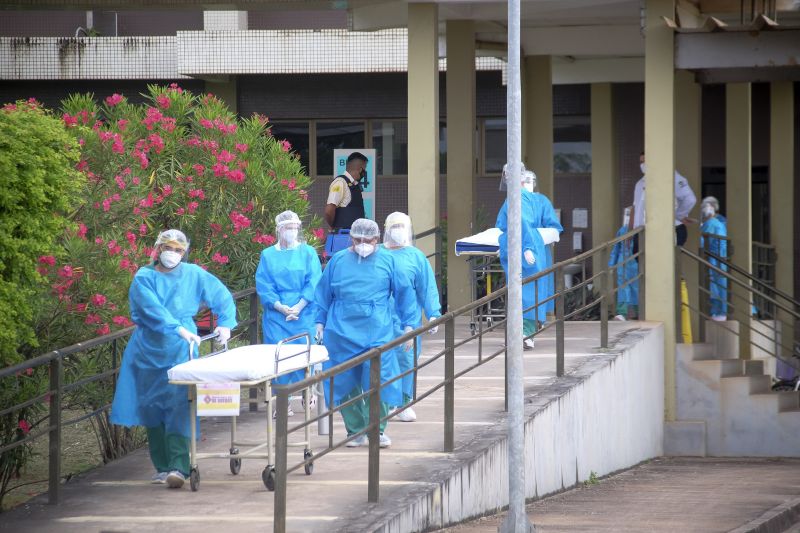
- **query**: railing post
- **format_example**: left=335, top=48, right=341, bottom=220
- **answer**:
left=444, top=318, right=455, bottom=452
left=249, top=292, right=259, bottom=412
left=48, top=356, right=63, bottom=505
left=273, top=386, right=289, bottom=533
left=639, top=230, right=646, bottom=319
left=555, top=266, right=565, bottom=377
left=699, top=240, right=707, bottom=342
left=367, top=351, right=381, bottom=503
left=504, top=310, right=509, bottom=412
left=675, top=245, right=683, bottom=343
left=600, top=245, right=610, bottom=349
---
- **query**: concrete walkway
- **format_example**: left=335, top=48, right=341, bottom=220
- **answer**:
left=441, top=457, right=800, bottom=533
left=2, top=320, right=654, bottom=532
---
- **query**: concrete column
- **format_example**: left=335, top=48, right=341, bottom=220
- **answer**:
left=205, top=79, right=238, bottom=114
left=407, top=3, right=440, bottom=268
left=446, top=20, right=476, bottom=310
left=644, top=0, right=677, bottom=420
left=203, top=11, right=248, bottom=31
left=726, top=83, right=752, bottom=360
left=770, top=82, right=794, bottom=358
left=523, top=55, right=554, bottom=199
left=675, top=70, right=702, bottom=340
left=590, top=83, right=618, bottom=278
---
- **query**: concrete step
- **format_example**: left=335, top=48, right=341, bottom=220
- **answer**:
left=720, top=374, right=772, bottom=395
left=680, top=343, right=716, bottom=361
left=750, top=391, right=800, bottom=412
left=744, top=360, right=764, bottom=376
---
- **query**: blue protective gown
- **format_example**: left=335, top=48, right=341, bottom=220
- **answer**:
left=110, top=263, right=237, bottom=438
left=315, top=247, right=416, bottom=407
left=386, top=245, right=442, bottom=403
left=255, top=243, right=322, bottom=384
left=701, top=216, right=728, bottom=317
left=608, top=225, right=639, bottom=307
left=496, top=190, right=563, bottom=323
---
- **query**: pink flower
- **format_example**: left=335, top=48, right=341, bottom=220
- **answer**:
left=212, top=163, right=229, bottom=177
left=298, top=189, right=308, bottom=201
left=187, top=201, right=199, bottom=214
left=112, top=315, right=133, bottom=327
left=229, top=211, right=251, bottom=234
left=115, top=175, right=126, bottom=190
left=156, top=94, right=171, bottom=109
left=38, top=255, right=56, bottom=266
left=102, top=198, right=112, bottom=212
left=132, top=176, right=141, bottom=185
left=18, top=420, right=31, bottom=435
left=63, top=114, right=78, bottom=127
left=162, top=184, right=173, bottom=196
left=90, top=294, right=107, bottom=307
left=117, top=118, right=128, bottom=131
left=77, top=223, right=88, bottom=239
left=287, top=178, right=296, bottom=190
left=76, top=160, right=88, bottom=172
left=96, top=324, right=111, bottom=336
left=140, top=193, right=155, bottom=208
left=75, top=303, right=87, bottom=313
left=112, top=140, right=125, bottom=154
left=212, top=252, right=229, bottom=265
left=139, top=224, right=148, bottom=236
left=105, top=93, right=124, bottom=106
left=226, top=169, right=245, bottom=183
left=169, top=83, right=183, bottom=93
left=125, top=232, right=137, bottom=246
left=160, top=116, right=176, bottom=132
left=98, top=130, right=113, bottom=142
left=85, top=313, right=102, bottom=324
left=241, top=201, right=254, bottom=213
left=217, top=150, right=235, bottom=163
left=58, top=265, right=73, bottom=278
left=280, top=140, right=291, bottom=152
left=95, top=237, right=104, bottom=245
left=188, top=188, right=205, bottom=199
left=142, top=107, right=164, bottom=130
left=119, top=258, right=131, bottom=270
left=192, top=164, right=205, bottom=176
left=312, top=228, right=326, bottom=240
left=210, top=223, right=222, bottom=235
left=252, top=233, right=276, bottom=246
left=199, top=118, right=213, bottom=129
left=235, top=143, right=249, bottom=153
left=176, top=208, right=185, bottom=215
left=148, top=134, right=165, bottom=154
left=108, top=241, right=123, bottom=255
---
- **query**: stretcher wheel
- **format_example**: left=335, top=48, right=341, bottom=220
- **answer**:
left=230, top=458, right=241, bottom=475
left=486, top=317, right=494, bottom=329
left=470, top=323, right=477, bottom=335
left=304, top=450, right=314, bottom=475
left=190, top=468, right=200, bottom=492
left=263, top=466, right=276, bottom=491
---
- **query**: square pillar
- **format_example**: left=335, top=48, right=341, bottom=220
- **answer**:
left=726, top=83, right=752, bottom=359
left=644, top=0, right=677, bottom=420
left=203, top=11, right=248, bottom=31
left=591, top=83, right=618, bottom=278
left=408, top=3, right=440, bottom=268
left=446, top=20, right=476, bottom=310
left=770, top=82, right=794, bottom=359
left=675, top=70, right=702, bottom=340
left=523, top=55, right=554, bottom=199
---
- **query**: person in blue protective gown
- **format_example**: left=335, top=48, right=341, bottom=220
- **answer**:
left=382, top=212, right=441, bottom=423
left=700, top=196, right=728, bottom=321
left=314, top=218, right=416, bottom=448
left=110, top=229, right=236, bottom=489
left=255, top=211, right=322, bottom=411
left=608, top=210, right=639, bottom=320
left=496, top=169, right=563, bottom=349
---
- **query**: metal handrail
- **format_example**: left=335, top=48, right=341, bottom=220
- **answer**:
left=0, top=287, right=261, bottom=505
left=271, top=227, right=644, bottom=533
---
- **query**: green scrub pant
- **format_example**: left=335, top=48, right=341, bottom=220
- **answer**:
left=523, top=318, right=537, bottom=337
left=340, top=388, right=390, bottom=435
left=147, top=424, right=190, bottom=476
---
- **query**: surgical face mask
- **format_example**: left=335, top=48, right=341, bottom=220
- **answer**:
left=640, top=163, right=646, bottom=174
left=282, top=228, right=299, bottom=245
left=389, top=228, right=408, bottom=246
left=354, top=243, right=375, bottom=258
left=159, top=250, right=182, bottom=269
left=523, top=181, right=534, bottom=193
left=701, top=205, right=715, bottom=219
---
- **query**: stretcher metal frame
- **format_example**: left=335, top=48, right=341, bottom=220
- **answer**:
left=169, top=332, right=318, bottom=492
left=458, top=250, right=507, bottom=335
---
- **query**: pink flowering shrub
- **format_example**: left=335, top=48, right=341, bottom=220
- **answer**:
left=35, top=84, right=319, bottom=353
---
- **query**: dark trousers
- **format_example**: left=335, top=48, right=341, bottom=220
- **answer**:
left=632, top=224, right=687, bottom=261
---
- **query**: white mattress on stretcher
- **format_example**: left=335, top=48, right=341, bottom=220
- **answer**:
left=168, top=344, right=329, bottom=383
left=455, top=227, right=561, bottom=256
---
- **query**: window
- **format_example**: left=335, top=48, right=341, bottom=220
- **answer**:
left=270, top=122, right=310, bottom=173
left=316, top=122, right=365, bottom=176
left=483, top=118, right=506, bottom=174
left=371, top=120, right=408, bottom=175
left=439, top=121, right=447, bottom=175
left=553, top=115, right=591, bottom=174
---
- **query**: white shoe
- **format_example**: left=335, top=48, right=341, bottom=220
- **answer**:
left=523, top=338, right=535, bottom=350
left=151, top=472, right=168, bottom=484
left=613, top=314, right=627, bottom=321
left=711, top=315, right=727, bottom=322
left=301, top=395, right=317, bottom=410
left=166, top=471, right=185, bottom=489
left=272, top=406, right=295, bottom=419
left=395, top=407, right=417, bottom=422
left=346, top=434, right=368, bottom=448
left=379, top=433, right=392, bottom=448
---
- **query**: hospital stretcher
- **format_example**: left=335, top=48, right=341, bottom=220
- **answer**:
left=455, top=227, right=560, bottom=335
left=168, top=333, right=329, bottom=492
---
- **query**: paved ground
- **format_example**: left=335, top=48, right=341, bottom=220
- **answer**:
left=440, top=457, right=800, bottom=533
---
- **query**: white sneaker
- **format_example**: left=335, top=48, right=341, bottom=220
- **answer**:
left=166, top=471, right=185, bottom=489
left=711, top=315, right=727, bottom=322
left=379, top=433, right=392, bottom=448
left=395, top=407, right=417, bottom=422
left=301, top=395, right=317, bottom=410
left=151, top=472, right=168, bottom=484
left=272, top=406, right=295, bottom=419
left=613, top=314, right=627, bottom=321
left=523, top=338, right=535, bottom=350
left=346, top=434, right=368, bottom=448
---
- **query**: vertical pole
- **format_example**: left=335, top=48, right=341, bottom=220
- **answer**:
left=675, top=246, right=683, bottom=343
left=639, top=231, right=646, bottom=319
left=591, top=83, right=619, bottom=280
left=556, top=267, right=565, bottom=377
left=249, top=292, right=259, bottom=412
left=444, top=318, right=455, bottom=452
left=600, top=246, right=609, bottom=349
left=48, top=356, right=62, bottom=504
left=367, top=352, right=381, bottom=503
left=699, top=242, right=707, bottom=342
left=111, top=339, right=118, bottom=392
left=273, top=387, right=289, bottom=533
left=500, top=0, right=533, bottom=530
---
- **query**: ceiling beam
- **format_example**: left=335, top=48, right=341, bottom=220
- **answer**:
left=675, top=29, right=800, bottom=69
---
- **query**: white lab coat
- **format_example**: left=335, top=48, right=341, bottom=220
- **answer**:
left=632, top=171, right=696, bottom=228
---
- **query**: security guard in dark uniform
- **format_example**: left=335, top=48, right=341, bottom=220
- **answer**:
left=324, top=152, right=368, bottom=255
